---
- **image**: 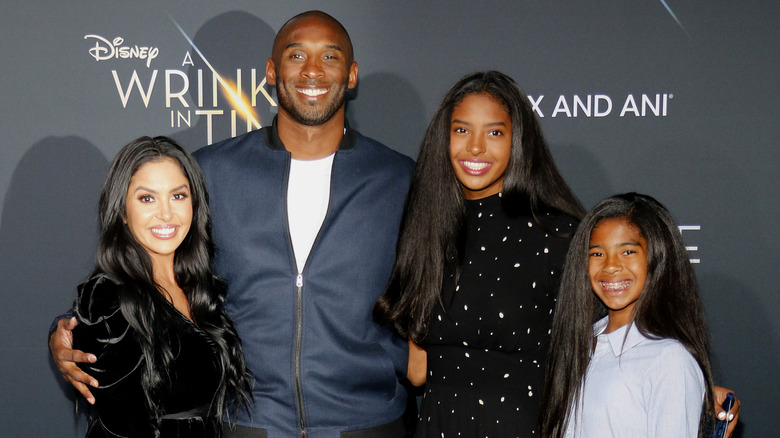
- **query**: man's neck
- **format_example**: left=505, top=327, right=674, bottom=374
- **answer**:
left=276, top=109, right=345, bottom=160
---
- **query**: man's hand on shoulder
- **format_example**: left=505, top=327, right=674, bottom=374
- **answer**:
left=49, top=317, right=98, bottom=404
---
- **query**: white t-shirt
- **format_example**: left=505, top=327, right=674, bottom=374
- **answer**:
left=286, top=153, right=335, bottom=272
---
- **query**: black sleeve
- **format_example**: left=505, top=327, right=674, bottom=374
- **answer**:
left=73, top=275, right=155, bottom=437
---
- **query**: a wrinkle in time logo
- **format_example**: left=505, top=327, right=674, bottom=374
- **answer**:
left=84, top=20, right=276, bottom=145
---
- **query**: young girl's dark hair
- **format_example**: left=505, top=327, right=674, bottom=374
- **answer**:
left=94, top=136, right=252, bottom=421
left=540, top=192, right=714, bottom=437
left=373, top=71, right=585, bottom=343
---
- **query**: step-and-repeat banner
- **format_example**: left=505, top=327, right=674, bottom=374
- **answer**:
left=1, top=2, right=776, bottom=436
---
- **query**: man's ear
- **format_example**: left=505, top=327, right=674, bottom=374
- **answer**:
left=266, top=58, right=277, bottom=85
left=347, top=61, right=358, bottom=90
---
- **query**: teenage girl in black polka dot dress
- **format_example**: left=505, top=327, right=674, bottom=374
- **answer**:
left=374, top=71, right=585, bottom=437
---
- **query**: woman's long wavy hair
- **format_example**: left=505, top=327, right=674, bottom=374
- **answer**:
left=94, top=136, right=252, bottom=422
left=540, top=193, right=714, bottom=437
left=374, top=71, right=585, bottom=343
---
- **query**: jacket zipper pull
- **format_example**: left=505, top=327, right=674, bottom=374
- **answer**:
left=296, top=273, right=303, bottom=288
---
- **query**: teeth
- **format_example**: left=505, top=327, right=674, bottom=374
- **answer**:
left=462, top=161, right=490, bottom=171
left=601, top=280, right=630, bottom=291
left=299, top=88, right=327, bottom=96
left=151, top=227, right=175, bottom=236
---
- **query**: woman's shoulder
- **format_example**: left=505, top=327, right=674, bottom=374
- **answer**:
left=74, top=273, right=127, bottom=325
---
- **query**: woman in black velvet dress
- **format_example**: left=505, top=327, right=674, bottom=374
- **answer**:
left=72, top=136, right=252, bottom=437
left=374, top=72, right=586, bottom=437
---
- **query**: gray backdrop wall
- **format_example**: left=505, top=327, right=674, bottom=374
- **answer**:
left=1, top=1, right=777, bottom=436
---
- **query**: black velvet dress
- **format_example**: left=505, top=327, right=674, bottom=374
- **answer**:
left=415, top=194, right=575, bottom=438
left=73, top=274, right=224, bottom=438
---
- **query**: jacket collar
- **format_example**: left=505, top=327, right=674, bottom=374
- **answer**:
left=263, top=116, right=358, bottom=152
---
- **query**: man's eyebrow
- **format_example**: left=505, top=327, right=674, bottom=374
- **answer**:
left=284, top=42, right=343, bottom=52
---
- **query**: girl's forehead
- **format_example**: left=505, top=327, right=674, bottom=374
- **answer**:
left=591, top=217, right=644, bottom=240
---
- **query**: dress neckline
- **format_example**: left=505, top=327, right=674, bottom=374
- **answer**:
left=465, top=192, right=503, bottom=209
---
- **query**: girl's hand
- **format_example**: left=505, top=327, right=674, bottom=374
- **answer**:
left=713, top=386, right=740, bottom=437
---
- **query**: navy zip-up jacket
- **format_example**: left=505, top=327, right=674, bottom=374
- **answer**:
left=194, top=121, right=414, bottom=437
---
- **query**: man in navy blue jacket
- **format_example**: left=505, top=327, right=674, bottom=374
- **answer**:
left=51, top=11, right=414, bottom=437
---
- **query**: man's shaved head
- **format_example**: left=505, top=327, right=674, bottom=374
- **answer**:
left=271, top=11, right=354, bottom=65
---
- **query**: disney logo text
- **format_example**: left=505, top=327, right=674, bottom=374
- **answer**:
left=85, top=35, right=159, bottom=68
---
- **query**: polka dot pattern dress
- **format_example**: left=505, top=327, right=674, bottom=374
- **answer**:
left=415, top=193, right=575, bottom=438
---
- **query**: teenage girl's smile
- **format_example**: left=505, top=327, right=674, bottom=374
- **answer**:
left=457, top=159, right=493, bottom=175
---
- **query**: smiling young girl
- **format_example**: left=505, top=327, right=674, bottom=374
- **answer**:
left=541, top=193, right=715, bottom=437
left=374, top=71, right=585, bottom=437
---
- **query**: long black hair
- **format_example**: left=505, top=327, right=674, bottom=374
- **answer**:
left=540, top=193, right=714, bottom=437
left=94, top=136, right=252, bottom=421
left=374, top=71, right=585, bottom=343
